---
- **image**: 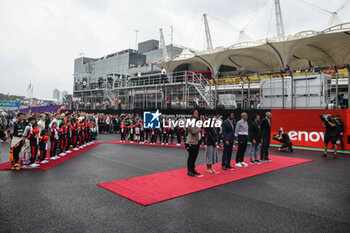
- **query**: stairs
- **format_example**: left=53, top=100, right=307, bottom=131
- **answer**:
left=190, top=73, right=216, bottom=108
left=104, top=82, right=116, bottom=102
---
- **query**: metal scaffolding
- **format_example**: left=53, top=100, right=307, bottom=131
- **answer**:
left=73, top=71, right=215, bottom=110
left=73, top=67, right=349, bottom=110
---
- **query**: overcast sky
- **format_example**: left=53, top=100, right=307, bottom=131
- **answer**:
left=0, top=0, right=349, bottom=99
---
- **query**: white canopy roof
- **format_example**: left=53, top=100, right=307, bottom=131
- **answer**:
left=157, top=23, right=350, bottom=75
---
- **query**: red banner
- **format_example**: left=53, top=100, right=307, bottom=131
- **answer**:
left=271, top=109, right=349, bottom=151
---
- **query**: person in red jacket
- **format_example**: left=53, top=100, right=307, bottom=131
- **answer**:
left=130, top=123, right=136, bottom=143
left=27, top=124, right=40, bottom=167
left=87, top=120, right=94, bottom=144
left=139, top=120, right=144, bottom=144
left=120, top=122, right=126, bottom=142
left=72, top=119, right=79, bottom=150
left=150, top=128, right=157, bottom=144
left=65, top=122, right=73, bottom=153
left=58, top=123, right=67, bottom=156
left=39, top=129, right=49, bottom=164
left=162, top=125, right=169, bottom=145
left=80, top=121, right=85, bottom=147
left=50, top=122, right=59, bottom=160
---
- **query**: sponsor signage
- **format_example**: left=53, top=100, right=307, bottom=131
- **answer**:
left=0, top=102, right=20, bottom=107
left=144, top=110, right=222, bottom=129
left=271, top=109, right=349, bottom=150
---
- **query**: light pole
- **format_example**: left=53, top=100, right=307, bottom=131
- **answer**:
left=135, top=29, right=139, bottom=50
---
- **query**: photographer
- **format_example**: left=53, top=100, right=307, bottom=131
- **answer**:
left=321, top=115, right=338, bottom=158
left=0, top=128, right=8, bottom=141
left=335, top=115, right=344, bottom=151
left=275, top=130, right=293, bottom=152
left=0, top=110, right=8, bottom=141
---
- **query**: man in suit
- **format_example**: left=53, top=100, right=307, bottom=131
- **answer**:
left=221, top=112, right=236, bottom=170
left=260, top=112, right=272, bottom=162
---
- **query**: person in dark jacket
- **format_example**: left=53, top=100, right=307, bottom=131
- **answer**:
left=260, top=112, right=272, bottom=162
left=248, top=114, right=262, bottom=164
left=205, top=121, right=219, bottom=173
left=221, top=112, right=236, bottom=170
left=335, top=115, right=344, bottom=151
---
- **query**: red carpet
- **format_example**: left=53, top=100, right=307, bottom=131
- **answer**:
left=97, top=155, right=311, bottom=206
left=0, top=142, right=102, bottom=171
left=106, top=140, right=236, bottom=150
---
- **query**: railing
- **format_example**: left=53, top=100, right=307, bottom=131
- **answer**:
left=323, top=22, right=350, bottom=33
left=74, top=71, right=218, bottom=109
left=209, top=67, right=350, bottom=86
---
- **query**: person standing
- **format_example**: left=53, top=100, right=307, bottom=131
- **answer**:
left=335, top=115, right=344, bottom=151
left=235, top=113, right=249, bottom=167
left=214, top=114, right=223, bottom=147
left=161, top=67, right=168, bottom=83
left=22, top=117, right=36, bottom=164
left=205, top=119, right=219, bottom=173
left=322, top=115, right=338, bottom=158
left=221, top=112, right=235, bottom=170
left=186, top=109, right=201, bottom=176
left=49, top=114, right=60, bottom=129
left=248, top=114, right=262, bottom=164
left=261, top=112, right=272, bottom=162
left=9, top=113, right=25, bottom=169
left=27, top=124, right=40, bottom=167
left=194, top=97, right=200, bottom=108
left=49, top=122, right=59, bottom=160
left=38, top=129, right=49, bottom=164
left=37, top=114, right=46, bottom=133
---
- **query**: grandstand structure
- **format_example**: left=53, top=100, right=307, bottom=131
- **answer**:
left=73, top=0, right=350, bottom=110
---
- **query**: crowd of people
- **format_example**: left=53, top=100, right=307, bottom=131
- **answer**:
left=1, top=108, right=345, bottom=172
left=3, top=111, right=96, bottom=170
left=94, top=111, right=275, bottom=176
left=183, top=110, right=273, bottom=176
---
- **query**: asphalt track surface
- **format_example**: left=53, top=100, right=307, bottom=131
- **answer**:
left=0, top=134, right=349, bottom=233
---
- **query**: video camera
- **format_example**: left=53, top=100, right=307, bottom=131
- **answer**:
left=0, top=110, right=8, bottom=131
left=272, top=134, right=283, bottom=143
left=319, top=114, right=334, bottom=122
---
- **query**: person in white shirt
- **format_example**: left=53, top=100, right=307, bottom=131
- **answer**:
left=38, top=114, right=46, bottom=132
left=161, top=67, right=166, bottom=75
left=49, top=114, right=60, bottom=129
left=235, top=112, right=249, bottom=167
left=161, top=67, right=168, bottom=83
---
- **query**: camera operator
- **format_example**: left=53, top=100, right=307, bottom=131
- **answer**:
left=335, top=115, right=344, bottom=151
left=275, top=130, right=293, bottom=152
left=0, top=128, right=8, bottom=141
left=0, top=110, right=8, bottom=142
left=321, top=115, right=338, bottom=158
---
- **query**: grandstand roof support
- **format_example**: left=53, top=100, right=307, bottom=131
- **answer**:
left=228, top=57, right=242, bottom=68
left=274, top=0, right=285, bottom=41
left=266, top=42, right=284, bottom=69
left=203, top=14, right=214, bottom=51
left=160, top=28, right=169, bottom=61
left=304, top=44, right=336, bottom=64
